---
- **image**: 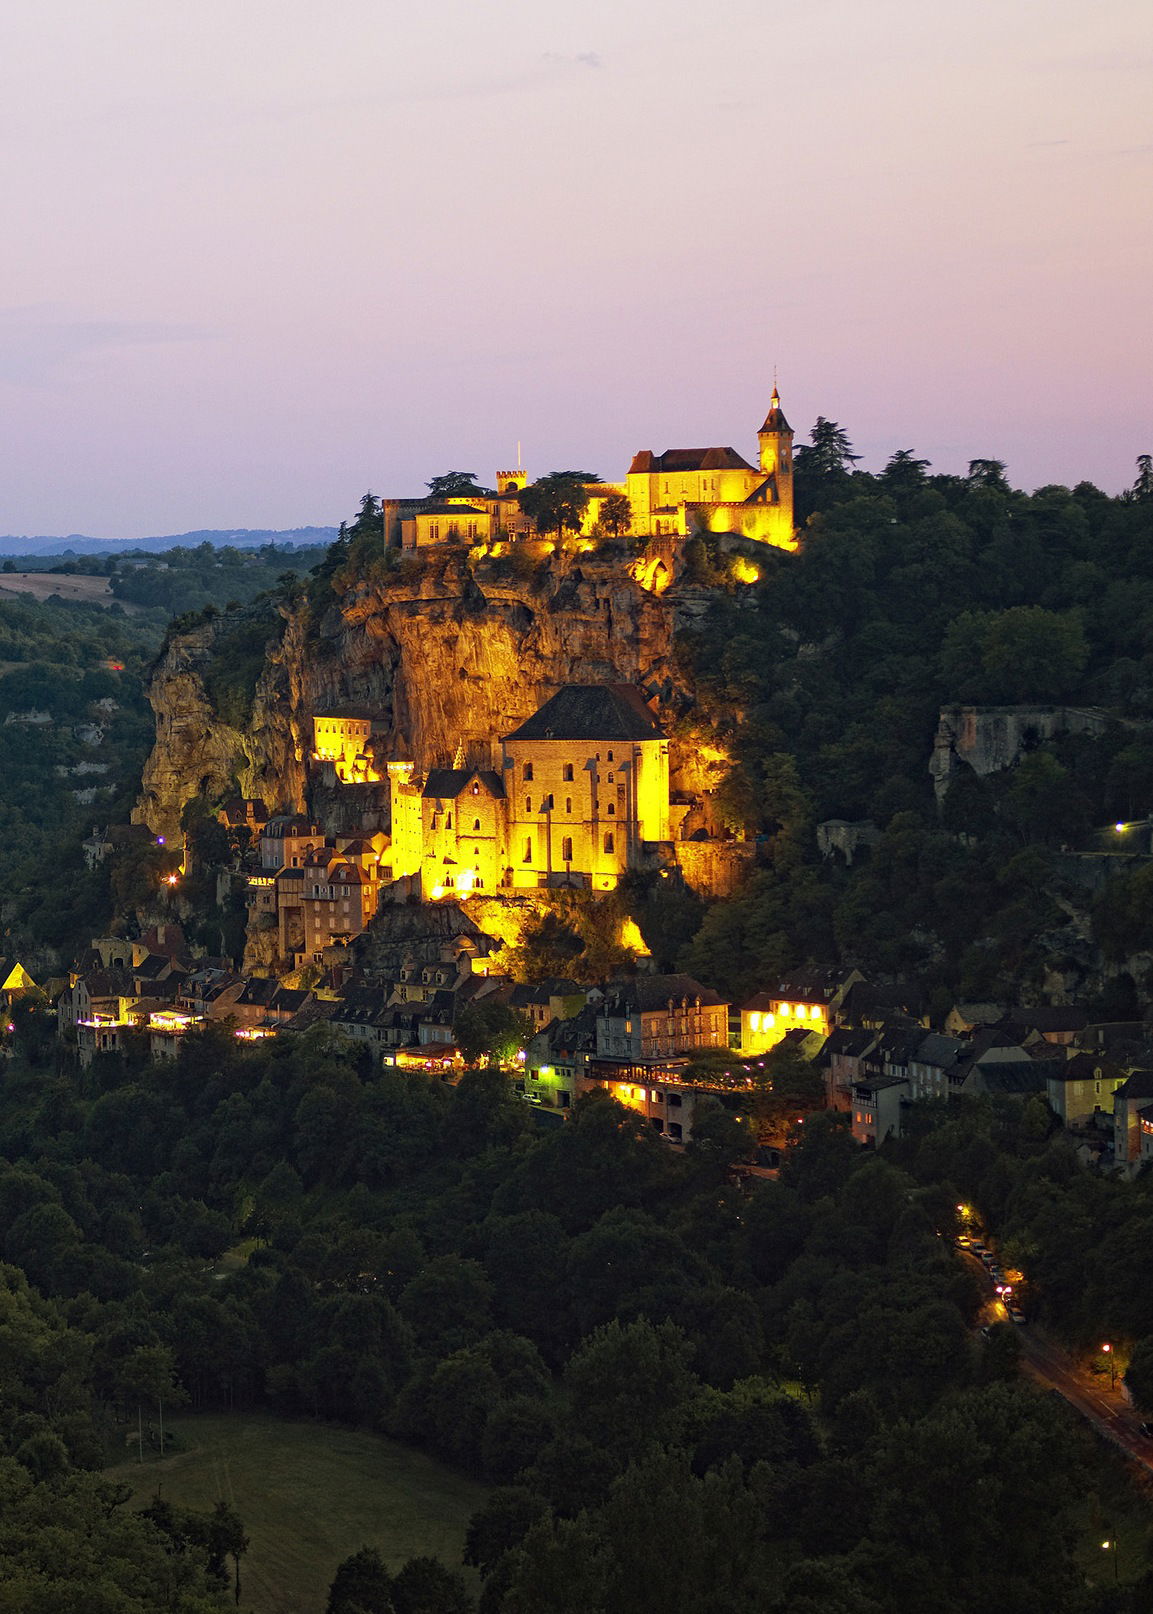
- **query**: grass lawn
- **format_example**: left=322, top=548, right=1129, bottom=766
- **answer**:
left=106, top=1412, right=487, bottom=1614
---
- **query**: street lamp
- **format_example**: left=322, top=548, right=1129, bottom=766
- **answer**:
left=1102, top=1342, right=1116, bottom=1390
left=1101, top=1539, right=1119, bottom=1584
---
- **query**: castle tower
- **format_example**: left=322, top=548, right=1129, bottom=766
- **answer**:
left=496, top=469, right=528, bottom=494
left=757, top=386, right=793, bottom=478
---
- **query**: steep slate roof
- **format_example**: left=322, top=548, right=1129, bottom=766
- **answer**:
left=627, top=447, right=754, bottom=475
left=603, top=973, right=724, bottom=1012
left=422, top=769, right=505, bottom=800
left=759, top=397, right=792, bottom=434
left=504, top=685, right=661, bottom=744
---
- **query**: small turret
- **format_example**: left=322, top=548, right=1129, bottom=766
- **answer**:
left=496, top=469, right=528, bottom=494
left=757, top=386, right=793, bottom=476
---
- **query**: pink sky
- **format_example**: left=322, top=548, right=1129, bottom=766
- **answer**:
left=1, top=0, right=1149, bottom=537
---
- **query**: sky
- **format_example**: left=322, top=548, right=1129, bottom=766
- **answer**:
left=0, top=0, right=1150, bottom=538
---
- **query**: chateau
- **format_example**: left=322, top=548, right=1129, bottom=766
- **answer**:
left=382, top=387, right=796, bottom=552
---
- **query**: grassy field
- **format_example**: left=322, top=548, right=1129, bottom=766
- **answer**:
left=107, top=1413, right=487, bottom=1614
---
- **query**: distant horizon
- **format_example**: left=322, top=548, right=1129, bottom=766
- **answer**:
left=1, top=428, right=1149, bottom=550
left=1, top=0, right=1147, bottom=537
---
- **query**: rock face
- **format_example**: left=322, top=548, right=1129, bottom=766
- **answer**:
left=135, top=553, right=687, bottom=841
left=930, top=704, right=1112, bottom=802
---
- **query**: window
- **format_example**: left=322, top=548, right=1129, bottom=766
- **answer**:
left=607, top=772, right=614, bottom=783
left=607, top=803, right=615, bottom=816
left=544, top=793, right=554, bottom=810
left=446, top=814, right=452, bottom=829
left=559, top=1091, right=571, bottom=1107
left=471, top=781, right=479, bottom=794
left=473, top=818, right=481, bottom=830
left=563, top=763, right=574, bottom=781
left=565, top=797, right=572, bottom=813
left=562, top=836, right=573, bottom=862
left=525, top=798, right=532, bottom=813
left=607, top=751, right=614, bottom=761
left=523, top=838, right=532, bottom=862
left=523, top=763, right=533, bottom=781
left=604, top=833, right=614, bottom=853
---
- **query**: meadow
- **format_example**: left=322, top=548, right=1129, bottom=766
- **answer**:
left=107, top=1412, right=486, bottom=1614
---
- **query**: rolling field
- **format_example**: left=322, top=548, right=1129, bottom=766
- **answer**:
left=107, top=1413, right=487, bottom=1614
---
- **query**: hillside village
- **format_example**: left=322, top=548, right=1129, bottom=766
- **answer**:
left=32, top=394, right=1153, bottom=1187
left=49, top=661, right=1153, bottom=1175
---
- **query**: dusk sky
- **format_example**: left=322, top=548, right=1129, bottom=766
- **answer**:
left=2, top=0, right=1150, bottom=538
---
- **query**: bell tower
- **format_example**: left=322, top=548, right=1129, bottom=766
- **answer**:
left=757, top=385, right=793, bottom=477
left=755, top=385, right=796, bottom=546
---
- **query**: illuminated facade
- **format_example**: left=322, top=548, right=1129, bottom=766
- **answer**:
left=740, top=968, right=864, bottom=1055
left=387, top=684, right=672, bottom=898
left=312, top=714, right=382, bottom=783
left=382, top=386, right=795, bottom=554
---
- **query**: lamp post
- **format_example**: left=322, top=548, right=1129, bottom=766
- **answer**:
left=1101, top=1538, right=1119, bottom=1585
left=1102, top=1342, right=1116, bottom=1390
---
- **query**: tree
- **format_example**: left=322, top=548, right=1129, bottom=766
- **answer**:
left=795, top=418, right=861, bottom=477
left=327, top=1546, right=394, bottom=1613
left=426, top=472, right=489, bottom=499
left=597, top=492, right=633, bottom=538
left=1128, top=453, right=1153, bottom=502
left=391, top=1555, right=472, bottom=1614
left=455, top=1002, right=533, bottom=1066
left=464, top=1487, right=551, bottom=1578
left=966, top=458, right=1010, bottom=491
left=880, top=449, right=931, bottom=492
left=518, top=473, right=598, bottom=539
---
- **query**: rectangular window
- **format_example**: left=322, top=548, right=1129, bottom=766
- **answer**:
left=523, top=838, right=532, bottom=862
left=523, top=763, right=534, bottom=780
left=525, top=797, right=532, bottom=812
left=604, top=833, right=614, bottom=853
left=565, top=797, right=572, bottom=813
left=563, top=763, right=574, bottom=781
left=562, top=836, right=573, bottom=861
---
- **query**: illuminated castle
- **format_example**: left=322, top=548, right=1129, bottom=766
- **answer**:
left=382, top=387, right=795, bottom=553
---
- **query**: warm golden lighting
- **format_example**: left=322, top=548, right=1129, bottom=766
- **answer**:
left=731, top=556, right=760, bottom=584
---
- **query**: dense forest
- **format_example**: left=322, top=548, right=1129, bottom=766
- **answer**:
left=5, top=443, right=1153, bottom=1608
left=666, top=440, right=1153, bottom=1010
left=0, top=1019, right=1147, bottom=1610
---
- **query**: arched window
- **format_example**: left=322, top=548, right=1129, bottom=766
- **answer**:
left=525, top=798, right=531, bottom=813
left=604, top=833, right=614, bottom=853
left=607, top=803, right=615, bottom=816
left=472, top=819, right=481, bottom=831
left=523, top=838, right=532, bottom=862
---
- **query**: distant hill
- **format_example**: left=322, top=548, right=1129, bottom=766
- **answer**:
left=0, top=527, right=338, bottom=558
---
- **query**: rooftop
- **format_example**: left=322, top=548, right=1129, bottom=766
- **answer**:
left=503, top=684, right=662, bottom=744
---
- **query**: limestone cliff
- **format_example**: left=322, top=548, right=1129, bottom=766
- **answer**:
left=135, top=552, right=688, bottom=840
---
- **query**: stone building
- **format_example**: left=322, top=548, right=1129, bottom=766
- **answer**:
left=387, top=684, right=672, bottom=897
left=382, top=386, right=795, bottom=553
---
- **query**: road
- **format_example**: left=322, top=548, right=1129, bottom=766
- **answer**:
left=967, top=1250, right=1153, bottom=1472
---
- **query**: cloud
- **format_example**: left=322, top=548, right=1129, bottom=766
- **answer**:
left=0, top=308, right=214, bottom=387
